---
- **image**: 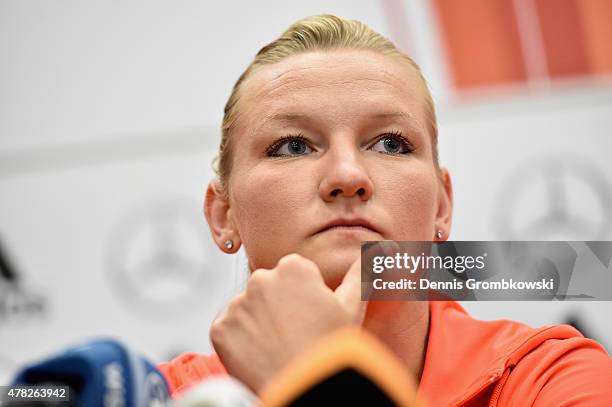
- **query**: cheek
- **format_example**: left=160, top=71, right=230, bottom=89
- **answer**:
left=374, top=165, right=438, bottom=238
left=229, top=166, right=316, bottom=263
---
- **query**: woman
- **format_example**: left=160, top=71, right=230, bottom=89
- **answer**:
left=160, top=14, right=612, bottom=406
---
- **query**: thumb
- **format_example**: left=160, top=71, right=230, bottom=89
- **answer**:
left=334, top=256, right=368, bottom=324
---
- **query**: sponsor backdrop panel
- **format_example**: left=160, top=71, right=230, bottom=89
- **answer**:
left=1, top=0, right=611, bottom=384
left=0, top=148, right=243, bottom=382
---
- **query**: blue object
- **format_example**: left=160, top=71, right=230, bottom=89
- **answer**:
left=12, top=338, right=170, bottom=407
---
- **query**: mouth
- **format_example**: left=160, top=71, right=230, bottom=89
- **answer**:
left=315, top=218, right=380, bottom=236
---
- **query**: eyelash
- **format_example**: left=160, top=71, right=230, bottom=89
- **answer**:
left=265, top=134, right=309, bottom=157
left=264, top=131, right=414, bottom=157
left=373, top=130, right=414, bottom=155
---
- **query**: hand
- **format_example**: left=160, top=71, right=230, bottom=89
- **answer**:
left=210, top=253, right=366, bottom=393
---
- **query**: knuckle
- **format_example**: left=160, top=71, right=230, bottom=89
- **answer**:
left=245, top=273, right=268, bottom=298
left=210, top=292, right=248, bottom=349
left=248, top=270, right=268, bottom=290
left=210, top=319, right=225, bottom=343
left=277, top=253, right=318, bottom=274
left=227, top=293, right=246, bottom=314
left=277, top=253, right=304, bottom=268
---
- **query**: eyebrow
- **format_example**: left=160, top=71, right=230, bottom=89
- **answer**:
left=368, top=112, right=426, bottom=135
left=371, top=111, right=416, bottom=120
left=265, top=113, right=308, bottom=123
left=264, top=111, right=422, bottom=128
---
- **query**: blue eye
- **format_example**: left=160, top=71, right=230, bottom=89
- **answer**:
left=267, top=136, right=314, bottom=157
left=370, top=133, right=413, bottom=155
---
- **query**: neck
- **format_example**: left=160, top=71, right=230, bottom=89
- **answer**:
left=361, top=301, right=429, bottom=384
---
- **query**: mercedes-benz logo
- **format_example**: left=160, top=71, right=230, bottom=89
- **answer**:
left=495, top=156, right=612, bottom=240
left=106, top=197, right=224, bottom=318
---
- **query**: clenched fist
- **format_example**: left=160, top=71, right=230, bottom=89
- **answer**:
left=210, top=253, right=366, bottom=393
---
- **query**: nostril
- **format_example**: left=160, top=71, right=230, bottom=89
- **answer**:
left=357, top=187, right=366, bottom=196
left=331, top=188, right=341, bottom=197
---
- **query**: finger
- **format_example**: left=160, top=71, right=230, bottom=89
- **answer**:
left=334, top=256, right=368, bottom=323
left=276, top=253, right=325, bottom=284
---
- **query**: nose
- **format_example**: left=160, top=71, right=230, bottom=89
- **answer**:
left=319, top=147, right=374, bottom=202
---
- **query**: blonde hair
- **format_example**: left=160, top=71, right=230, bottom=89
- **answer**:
left=214, top=14, right=438, bottom=190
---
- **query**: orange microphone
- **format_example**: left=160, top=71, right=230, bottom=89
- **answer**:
left=259, top=327, right=421, bottom=407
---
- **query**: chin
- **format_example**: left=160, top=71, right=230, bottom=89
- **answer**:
left=313, top=250, right=361, bottom=290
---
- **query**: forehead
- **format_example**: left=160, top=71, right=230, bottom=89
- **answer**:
left=236, top=50, right=428, bottom=132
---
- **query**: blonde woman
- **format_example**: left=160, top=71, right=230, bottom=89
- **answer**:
left=160, top=15, right=612, bottom=406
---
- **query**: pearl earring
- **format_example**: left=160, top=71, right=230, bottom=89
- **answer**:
left=224, top=240, right=234, bottom=250
left=436, top=230, right=443, bottom=240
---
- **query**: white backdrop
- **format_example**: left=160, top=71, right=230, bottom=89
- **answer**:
left=1, top=0, right=611, bottom=384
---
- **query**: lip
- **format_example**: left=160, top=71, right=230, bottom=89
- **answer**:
left=315, top=218, right=380, bottom=236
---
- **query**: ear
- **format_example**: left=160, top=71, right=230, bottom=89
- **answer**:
left=204, top=179, right=240, bottom=253
left=434, top=168, right=453, bottom=241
